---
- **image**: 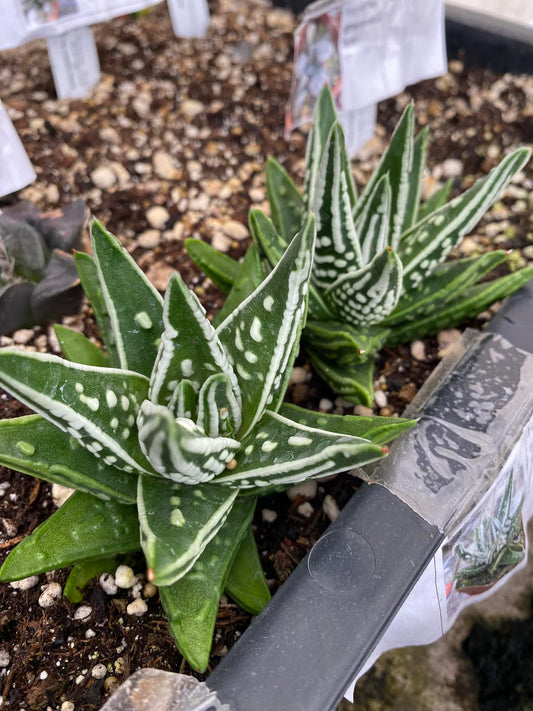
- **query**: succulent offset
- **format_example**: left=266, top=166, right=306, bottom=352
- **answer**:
left=0, top=217, right=414, bottom=670
left=187, top=87, right=533, bottom=405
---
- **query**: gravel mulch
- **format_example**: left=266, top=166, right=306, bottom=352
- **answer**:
left=0, top=1, right=532, bottom=709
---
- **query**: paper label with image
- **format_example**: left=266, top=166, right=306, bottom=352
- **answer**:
left=21, top=0, right=80, bottom=30
left=0, top=0, right=165, bottom=49
left=286, top=0, right=446, bottom=153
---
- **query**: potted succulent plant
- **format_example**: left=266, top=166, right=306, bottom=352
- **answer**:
left=0, top=214, right=413, bottom=672
left=187, top=87, right=533, bottom=405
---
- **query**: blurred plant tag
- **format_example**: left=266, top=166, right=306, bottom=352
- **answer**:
left=0, top=0, right=163, bottom=49
left=47, top=26, right=100, bottom=99
left=345, top=333, right=533, bottom=701
left=0, top=100, right=36, bottom=198
left=167, top=0, right=210, bottom=37
left=286, top=0, right=446, bottom=153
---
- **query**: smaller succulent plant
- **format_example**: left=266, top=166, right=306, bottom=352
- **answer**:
left=0, top=199, right=87, bottom=334
left=187, top=87, right=533, bottom=406
left=454, top=471, right=525, bottom=593
left=0, top=217, right=414, bottom=670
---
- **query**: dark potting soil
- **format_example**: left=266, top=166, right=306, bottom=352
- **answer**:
left=463, top=617, right=533, bottom=711
left=0, top=0, right=532, bottom=708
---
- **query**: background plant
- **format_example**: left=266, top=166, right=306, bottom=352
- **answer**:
left=0, top=199, right=86, bottom=335
left=0, top=217, right=413, bottom=670
left=187, top=87, right=533, bottom=406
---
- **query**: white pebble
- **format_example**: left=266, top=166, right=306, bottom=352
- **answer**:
left=114, top=565, right=137, bottom=589
left=75, top=674, right=85, bottom=685
left=437, top=328, right=462, bottom=350
left=126, top=599, right=148, bottom=617
left=261, top=508, right=278, bottom=523
left=90, top=166, right=116, bottom=190
left=85, top=629, right=96, bottom=639
left=410, top=340, right=426, bottom=361
left=61, top=702, right=75, bottom=711
left=146, top=205, right=170, bottom=230
left=297, top=502, right=314, bottom=518
left=441, top=158, right=463, bottom=178
left=39, top=670, right=48, bottom=680
left=52, top=483, right=74, bottom=508
left=353, top=404, right=374, bottom=417
left=13, top=328, right=34, bottom=345
left=289, top=367, right=309, bottom=385
left=10, top=575, right=39, bottom=590
left=287, top=480, right=318, bottom=501
left=91, top=663, right=107, bottom=679
left=0, top=649, right=10, bottom=667
left=143, top=582, right=158, bottom=599
left=38, top=582, right=62, bottom=608
left=319, top=398, right=333, bottom=411
left=99, top=573, right=118, bottom=595
left=73, top=605, right=92, bottom=620
left=374, top=390, right=388, bottom=408
left=323, top=495, right=340, bottom=523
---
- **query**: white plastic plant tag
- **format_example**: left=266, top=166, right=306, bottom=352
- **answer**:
left=0, top=100, right=36, bottom=198
left=339, top=104, right=377, bottom=156
left=286, top=0, right=446, bottom=154
left=166, top=0, right=210, bottom=38
left=46, top=26, right=100, bottom=100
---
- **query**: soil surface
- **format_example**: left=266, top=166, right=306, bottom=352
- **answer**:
left=0, top=1, right=532, bottom=709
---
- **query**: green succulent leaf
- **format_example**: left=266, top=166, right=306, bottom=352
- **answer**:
left=64, top=557, right=117, bottom=603
left=137, top=401, right=240, bottom=483
left=355, top=174, right=391, bottom=265
left=325, top=247, right=403, bottom=327
left=217, top=214, right=316, bottom=436
left=402, top=126, right=429, bottom=233
left=265, top=157, right=305, bottom=241
left=184, top=238, right=240, bottom=294
left=159, top=496, right=255, bottom=671
left=0, top=350, right=152, bottom=475
left=168, top=379, right=198, bottom=420
left=417, top=179, right=453, bottom=222
left=382, top=250, right=509, bottom=327
left=225, top=524, right=271, bottom=614
left=91, top=219, right=164, bottom=377
left=197, top=373, right=241, bottom=438
left=137, top=477, right=239, bottom=586
left=399, top=148, right=530, bottom=291
left=215, top=243, right=265, bottom=325
left=215, top=410, right=385, bottom=489
left=307, top=348, right=375, bottom=407
left=312, top=122, right=362, bottom=288
left=54, top=324, right=110, bottom=368
left=0, top=491, right=140, bottom=582
left=278, top=403, right=416, bottom=445
left=0, top=415, right=137, bottom=504
left=304, top=320, right=388, bottom=366
left=249, top=208, right=286, bottom=268
left=354, top=103, right=414, bottom=249
left=74, top=251, right=120, bottom=367
left=386, top=264, right=533, bottom=345
left=304, top=86, right=355, bottom=211
left=148, top=272, right=241, bottom=415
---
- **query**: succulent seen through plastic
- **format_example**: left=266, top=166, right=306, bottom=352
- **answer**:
left=0, top=216, right=414, bottom=670
left=186, top=87, right=533, bottom=406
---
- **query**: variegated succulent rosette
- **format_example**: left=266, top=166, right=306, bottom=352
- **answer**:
left=187, top=87, right=533, bottom=406
left=0, top=216, right=413, bottom=670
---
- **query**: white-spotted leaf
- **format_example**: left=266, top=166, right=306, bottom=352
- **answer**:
left=325, top=247, right=403, bottom=326
left=0, top=349, right=152, bottom=475
left=217, top=213, right=316, bottom=436
left=137, top=476, right=239, bottom=586
left=149, top=272, right=241, bottom=411
left=137, top=401, right=240, bottom=483
left=215, top=410, right=385, bottom=489
left=90, top=220, right=164, bottom=377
